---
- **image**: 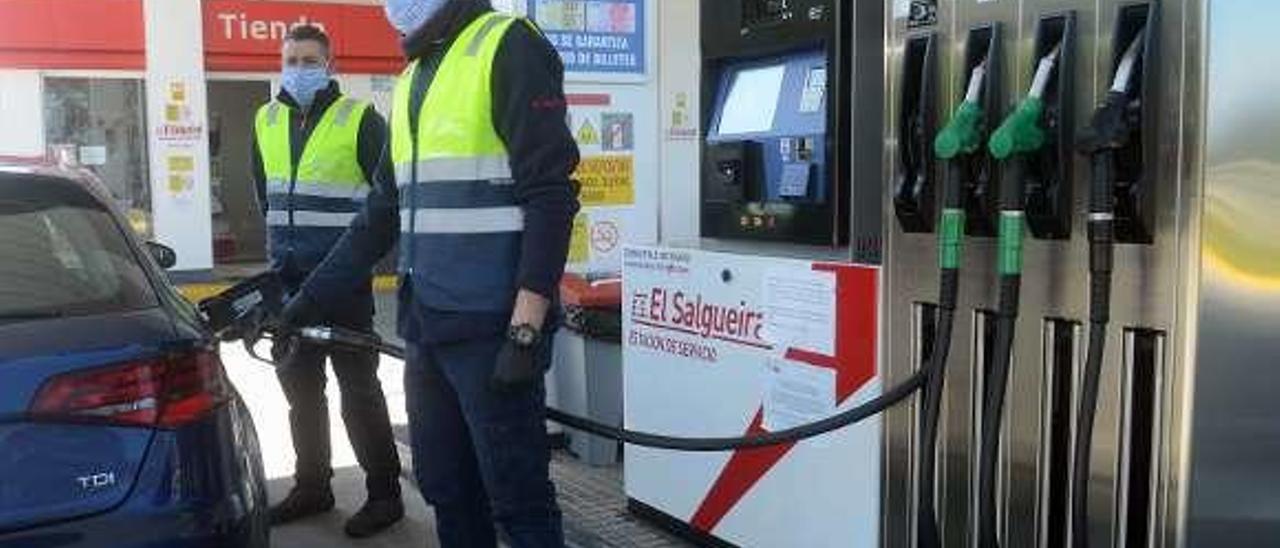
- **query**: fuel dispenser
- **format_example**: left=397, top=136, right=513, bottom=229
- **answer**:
left=620, top=0, right=891, bottom=545
left=884, top=1, right=1280, bottom=547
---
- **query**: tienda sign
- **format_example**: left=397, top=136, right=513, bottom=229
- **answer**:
left=203, top=0, right=402, bottom=74
left=212, top=12, right=328, bottom=43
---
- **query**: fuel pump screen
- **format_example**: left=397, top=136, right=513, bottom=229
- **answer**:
left=715, top=64, right=786, bottom=136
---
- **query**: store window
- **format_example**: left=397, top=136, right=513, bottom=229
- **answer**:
left=43, top=78, right=152, bottom=237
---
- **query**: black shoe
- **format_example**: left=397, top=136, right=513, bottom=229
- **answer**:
left=269, top=486, right=335, bottom=525
left=344, top=496, right=405, bottom=538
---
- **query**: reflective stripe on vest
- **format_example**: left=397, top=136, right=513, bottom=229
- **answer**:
left=265, top=178, right=368, bottom=200
left=391, top=12, right=526, bottom=236
left=266, top=210, right=360, bottom=228
left=399, top=207, right=525, bottom=234
left=393, top=156, right=513, bottom=185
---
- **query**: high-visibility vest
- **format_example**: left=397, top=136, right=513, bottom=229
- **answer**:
left=392, top=12, right=530, bottom=312
left=255, top=95, right=370, bottom=272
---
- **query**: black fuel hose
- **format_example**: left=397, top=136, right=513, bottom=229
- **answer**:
left=1073, top=24, right=1138, bottom=535
left=1073, top=33, right=1146, bottom=546
left=915, top=274, right=956, bottom=548
left=1073, top=149, right=1116, bottom=548
left=918, top=70, right=987, bottom=545
left=976, top=47, right=1062, bottom=545
left=916, top=161, right=966, bottom=548
left=977, top=161, right=1026, bottom=548
left=977, top=289, right=1020, bottom=548
left=289, top=326, right=930, bottom=452
left=546, top=370, right=927, bottom=452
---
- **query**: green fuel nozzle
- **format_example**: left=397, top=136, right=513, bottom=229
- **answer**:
left=934, top=62, right=988, bottom=160
left=989, top=45, right=1061, bottom=160
left=988, top=97, right=1045, bottom=160
left=934, top=101, right=984, bottom=160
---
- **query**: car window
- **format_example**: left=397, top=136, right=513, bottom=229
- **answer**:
left=0, top=187, right=157, bottom=323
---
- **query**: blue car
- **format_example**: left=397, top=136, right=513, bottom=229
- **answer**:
left=0, top=165, right=269, bottom=547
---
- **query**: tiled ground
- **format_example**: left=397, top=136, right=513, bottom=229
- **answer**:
left=551, top=452, right=690, bottom=548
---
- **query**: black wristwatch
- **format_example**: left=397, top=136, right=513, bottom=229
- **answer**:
left=508, top=323, right=542, bottom=348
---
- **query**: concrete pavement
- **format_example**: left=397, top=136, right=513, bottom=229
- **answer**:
left=222, top=341, right=434, bottom=547
left=220, top=290, right=689, bottom=548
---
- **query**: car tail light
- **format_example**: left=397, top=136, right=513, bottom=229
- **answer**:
left=29, top=348, right=230, bottom=428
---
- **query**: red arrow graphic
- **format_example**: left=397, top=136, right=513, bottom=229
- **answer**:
left=689, top=264, right=879, bottom=533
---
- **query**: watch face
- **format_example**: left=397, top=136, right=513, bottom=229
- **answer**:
left=512, top=324, right=539, bottom=346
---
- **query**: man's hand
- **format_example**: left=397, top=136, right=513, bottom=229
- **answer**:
left=266, top=291, right=322, bottom=367
left=269, top=333, right=302, bottom=366
left=510, top=289, right=550, bottom=328
left=490, top=340, right=539, bottom=394
left=490, top=289, right=553, bottom=393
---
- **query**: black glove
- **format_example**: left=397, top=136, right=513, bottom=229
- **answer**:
left=263, top=291, right=321, bottom=367
left=490, top=340, right=542, bottom=394
left=269, top=333, right=302, bottom=366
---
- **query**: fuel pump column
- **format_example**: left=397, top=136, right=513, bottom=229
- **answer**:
left=623, top=1, right=889, bottom=546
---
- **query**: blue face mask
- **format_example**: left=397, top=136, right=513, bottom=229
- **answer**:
left=281, top=65, right=330, bottom=109
left=384, top=0, right=449, bottom=36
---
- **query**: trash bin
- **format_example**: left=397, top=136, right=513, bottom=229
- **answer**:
left=551, top=273, right=622, bottom=467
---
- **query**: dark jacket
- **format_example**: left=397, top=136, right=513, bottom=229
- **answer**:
left=249, top=81, right=390, bottom=288
left=298, top=0, right=581, bottom=342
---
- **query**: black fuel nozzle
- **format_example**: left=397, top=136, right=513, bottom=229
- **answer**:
left=195, top=270, right=297, bottom=362
left=197, top=271, right=286, bottom=342
left=1080, top=29, right=1145, bottom=155
left=1077, top=30, right=1146, bottom=299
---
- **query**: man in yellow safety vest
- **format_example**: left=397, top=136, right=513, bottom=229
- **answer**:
left=250, top=24, right=404, bottom=538
left=276, top=1, right=582, bottom=545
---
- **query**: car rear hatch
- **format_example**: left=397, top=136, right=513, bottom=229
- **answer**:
left=0, top=311, right=230, bottom=533
left=0, top=174, right=226, bottom=532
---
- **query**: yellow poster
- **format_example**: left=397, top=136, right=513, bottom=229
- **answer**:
left=168, top=174, right=190, bottom=194
left=568, top=212, right=589, bottom=264
left=574, top=155, right=634, bottom=207
left=169, top=81, right=186, bottom=103
left=168, top=155, right=194, bottom=172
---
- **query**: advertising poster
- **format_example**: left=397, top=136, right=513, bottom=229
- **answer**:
left=154, top=80, right=204, bottom=200
left=623, top=246, right=882, bottom=547
left=528, top=0, right=646, bottom=76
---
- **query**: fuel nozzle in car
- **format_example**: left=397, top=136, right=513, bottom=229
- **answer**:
left=196, top=271, right=390, bottom=364
left=197, top=270, right=286, bottom=359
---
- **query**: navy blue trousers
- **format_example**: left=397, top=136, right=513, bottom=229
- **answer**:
left=404, top=333, right=563, bottom=548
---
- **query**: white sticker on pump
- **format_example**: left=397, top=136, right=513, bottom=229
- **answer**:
left=799, top=66, right=827, bottom=113
left=762, top=268, right=836, bottom=355
left=763, top=358, right=837, bottom=433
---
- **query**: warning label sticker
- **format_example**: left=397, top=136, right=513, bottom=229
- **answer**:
left=577, top=118, right=600, bottom=146
left=575, top=155, right=634, bottom=206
